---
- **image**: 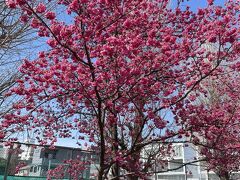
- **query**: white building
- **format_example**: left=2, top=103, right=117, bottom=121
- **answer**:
left=19, top=139, right=35, bottom=161
left=142, top=143, right=220, bottom=180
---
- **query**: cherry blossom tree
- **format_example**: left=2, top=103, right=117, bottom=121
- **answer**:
left=178, top=72, right=240, bottom=180
left=1, top=0, right=239, bottom=179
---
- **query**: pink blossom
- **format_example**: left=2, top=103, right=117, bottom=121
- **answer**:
left=5, top=0, right=16, bottom=8
left=36, top=3, right=46, bottom=13
left=207, top=0, right=214, bottom=5
left=20, top=14, right=28, bottom=23
left=0, top=131, right=5, bottom=139
left=30, top=18, right=40, bottom=28
left=45, top=11, right=56, bottom=20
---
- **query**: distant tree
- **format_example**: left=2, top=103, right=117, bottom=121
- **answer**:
left=2, top=0, right=239, bottom=179
left=0, top=0, right=27, bottom=114
left=0, top=0, right=55, bottom=140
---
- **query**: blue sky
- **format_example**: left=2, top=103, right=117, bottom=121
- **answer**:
left=172, top=0, right=226, bottom=10
left=56, top=137, right=80, bottom=148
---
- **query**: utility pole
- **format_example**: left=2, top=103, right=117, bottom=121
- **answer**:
left=3, top=144, right=13, bottom=180
left=207, top=170, right=209, bottom=180
left=185, top=165, right=188, bottom=180
left=48, top=154, right=53, bottom=172
left=154, top=159, right=157, bottom=180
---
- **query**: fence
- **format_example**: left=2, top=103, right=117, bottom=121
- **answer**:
left=0, top=175, right=55, bottom=180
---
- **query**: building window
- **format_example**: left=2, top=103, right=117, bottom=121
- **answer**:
left=173, top=145, right=182, bottom=157
left=169, top=159, right=184, bottom=172
left=44, top=152, right=56, bottom=159
left=158, top=175, right=185, bottom=180
left=33, top=166, right=37, bottom=173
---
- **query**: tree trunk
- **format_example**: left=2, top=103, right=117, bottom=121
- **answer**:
left=111, top=164, right=120, bottom=180
left=98, top=169, right=104, bottom=180
left=126, top=151, right=141, bottom=180
left=127, top=176, right=138, bottom=180
left=110, top=119, right=120, bottom=179
left=218, top=171, right=230, bottom=180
